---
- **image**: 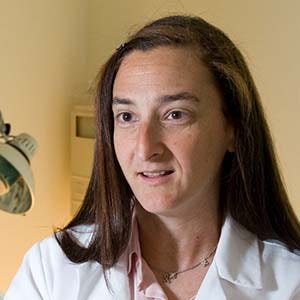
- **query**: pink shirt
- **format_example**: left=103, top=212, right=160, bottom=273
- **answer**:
left=127, top=216, right=197, bottom=300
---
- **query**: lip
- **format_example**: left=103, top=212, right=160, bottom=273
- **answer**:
left=137, top=170, right=174, bottom=186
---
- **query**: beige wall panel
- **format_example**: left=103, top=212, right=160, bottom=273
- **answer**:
left=0, top=0, right=88, bottom=291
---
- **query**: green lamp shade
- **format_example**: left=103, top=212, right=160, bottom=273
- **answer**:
left=0, top=155, right=20, bottom=195
left=0, top=134, right=36, bottom=214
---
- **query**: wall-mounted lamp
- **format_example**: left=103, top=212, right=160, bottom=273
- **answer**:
left=0, top=111, right=37, bottom=214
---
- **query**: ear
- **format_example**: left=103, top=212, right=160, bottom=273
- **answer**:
left=227, top=126, right=235, bottom=153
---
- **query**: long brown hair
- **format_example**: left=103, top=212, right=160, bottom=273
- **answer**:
left=56, top=15, right=300, bottom=272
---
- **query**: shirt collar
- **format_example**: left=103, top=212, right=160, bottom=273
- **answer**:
left=214, top=215, right=263, bottom=289
left=126, top=212, right=167, bottom=299
left=127, top=212, right=140, bottom=275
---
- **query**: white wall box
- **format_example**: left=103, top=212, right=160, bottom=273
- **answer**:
left=71, top=103, right=95, bottom=215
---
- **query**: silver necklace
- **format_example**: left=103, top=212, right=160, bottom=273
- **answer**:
left=158, top=247, right=217, bottom=284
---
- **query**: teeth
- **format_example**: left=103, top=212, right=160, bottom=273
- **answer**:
left=142, top=171, right=169, bottom=177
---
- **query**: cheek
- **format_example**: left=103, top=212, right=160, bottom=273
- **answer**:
left=173, top=127, right=227, bottom=172
left=113, top=132, right=123, bottom=164
left=114, top=131, right=133, bottom=168
left=169, top=132, right=203, bottom=168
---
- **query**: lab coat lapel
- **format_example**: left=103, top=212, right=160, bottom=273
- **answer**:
left=107, top=262, right=131, bottom=300
left=196, top=216, right=263, bottom=299
left=194, top=262, right=227, bottom=300
left=74, top=257, right=130, bottom=300
left=215, top=216, right=263, bottom=289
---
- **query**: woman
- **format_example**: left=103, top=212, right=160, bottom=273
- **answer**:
left=5, top=15, right=300, bottom=300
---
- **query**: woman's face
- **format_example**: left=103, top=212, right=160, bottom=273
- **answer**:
left=112, top=46, right=234, bottom=217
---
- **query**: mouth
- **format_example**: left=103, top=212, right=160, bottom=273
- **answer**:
left=138, top=170, right=174, bottom=178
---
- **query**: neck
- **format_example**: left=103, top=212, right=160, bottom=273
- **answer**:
left=136, top=204, right=222, bottom=272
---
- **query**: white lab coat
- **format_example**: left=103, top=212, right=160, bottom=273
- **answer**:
left=5, top=216, right=300, bottom=299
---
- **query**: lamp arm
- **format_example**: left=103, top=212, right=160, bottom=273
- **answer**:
left=0, top=111, right=11, bottom=142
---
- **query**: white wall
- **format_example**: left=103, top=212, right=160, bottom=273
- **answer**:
left=0, top=0, right=88, bottom=291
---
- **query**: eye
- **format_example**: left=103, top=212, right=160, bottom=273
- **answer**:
left=118, top=112, right=133, bottom=122
left=115, top=111, right=137, bottom=127
left=166, top=110, right=187, bottom=120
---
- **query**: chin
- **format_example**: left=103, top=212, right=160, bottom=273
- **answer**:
left=135, top=194, right=182, bottom=216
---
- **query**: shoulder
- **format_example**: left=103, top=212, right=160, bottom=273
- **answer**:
left=260, top=238, right=300, bottom=272
left=228, top=216, right=300, bottom=260
left=23, top=224, right=101, bottom=275
left=5, top=225, right=106, bottom=300
left=231, top=217, right=300, bottom=268
left=217, top=216, right=300, bottom=297
left=259, top=234, right=300, bottom=297
left=28, top=224, right=98, bottom=271
left=262, top=238, right=300, bottom=256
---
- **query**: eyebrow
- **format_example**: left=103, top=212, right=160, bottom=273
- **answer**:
left=161, top=92, right=200, bottom=104
left=112, top=92, right=200, bottom=106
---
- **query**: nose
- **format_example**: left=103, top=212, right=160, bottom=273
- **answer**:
left=135, top=121, right=164, bottom=161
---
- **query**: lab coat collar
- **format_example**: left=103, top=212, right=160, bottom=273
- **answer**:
left=215, top=215, right=263, bottom=290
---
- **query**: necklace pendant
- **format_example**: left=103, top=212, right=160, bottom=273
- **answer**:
left=162, top=272, right=178, bottom=284
left=200, top=258, right=209, bottom=268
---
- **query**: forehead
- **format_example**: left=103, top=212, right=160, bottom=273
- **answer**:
left=113, top=46, right=216, bottom=97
